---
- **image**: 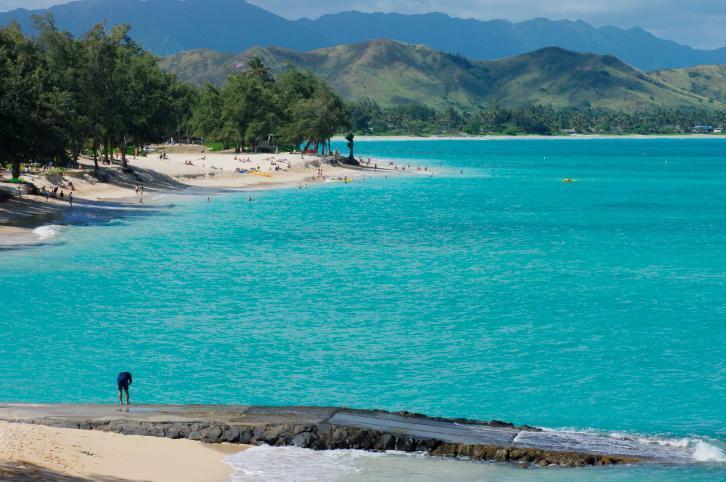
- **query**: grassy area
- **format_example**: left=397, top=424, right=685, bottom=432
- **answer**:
left=651, top=65, right=726, bottom=104
left=205, top=141, right=226, bottom=152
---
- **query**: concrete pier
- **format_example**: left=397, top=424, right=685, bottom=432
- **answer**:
left=0, top=404, right=694, bottom=467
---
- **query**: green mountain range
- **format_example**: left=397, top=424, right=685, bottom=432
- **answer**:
left=160, top=40, right=725, bottom=112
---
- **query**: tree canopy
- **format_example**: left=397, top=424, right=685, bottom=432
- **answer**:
left=0, top=18, right=191, bottom=177
left=190, top=59, right=349, bottom=153
left=0, top=17, right=352, bottom=181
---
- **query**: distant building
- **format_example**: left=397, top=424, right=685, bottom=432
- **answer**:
left=714, top=128, right=723, bottom=134
left=692, top=125, right=714, bottom=133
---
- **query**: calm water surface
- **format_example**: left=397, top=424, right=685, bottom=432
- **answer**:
left=1, top=139, right=724, bottom=480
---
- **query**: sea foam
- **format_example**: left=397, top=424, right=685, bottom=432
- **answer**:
left=526, top=427, right=726, bottom=465
left=225, top=445, right=380, bottom=482
left=692, top=440, right=726, bottom=463
left=33, top=225, right=61, bottom=240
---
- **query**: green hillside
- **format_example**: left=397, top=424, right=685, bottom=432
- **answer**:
left=650, top=65, right=726, bottom=104
left=160, top=40, right=725, bottom=112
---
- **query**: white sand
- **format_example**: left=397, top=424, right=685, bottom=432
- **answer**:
left=0, top=147, right=389, bottom=244
left=0, top=421, right=244, bottom=481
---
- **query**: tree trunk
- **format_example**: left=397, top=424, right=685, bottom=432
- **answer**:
left=92, top=140, right=100, bottom=173
left=121, top=136, right=128, bottom=168
left=11, top=159, right=20, bottom=179
left=72, top=147, right=80, bottom=164
left=103, top=137, right=110, bottom=164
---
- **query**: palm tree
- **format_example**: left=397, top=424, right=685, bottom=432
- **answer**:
left=246, top=56, right=273, bottom=83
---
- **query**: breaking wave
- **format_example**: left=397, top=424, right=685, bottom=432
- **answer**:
left=33, top=225, right=61, bottom=240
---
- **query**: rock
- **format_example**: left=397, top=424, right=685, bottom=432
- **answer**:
left=488, top=420, right=516, bottom=429
left=374, top=434, right=396, bottom=451
left=252, top=425, right=284, bottom=445
left=494, top=448, right=510, bottom=461
left=394, top=436, right=415, bottom=452
left=316, top=423, right=333, bottom=437
left=1, top=407, right=644, bottom=468
left=222, top=425, right=240, bottom=443
left=238, top=427, right=253, bottom=444
left=202, top=426, right=223, bottom=443
left=329, top=427, right=349, bottom=447
left=347, top=429, right=375, bottom=450
left=518, top=424, right=542, bottom=432
left=292, top=432, right=316, bottom=448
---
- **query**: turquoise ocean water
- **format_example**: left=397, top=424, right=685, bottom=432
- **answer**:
left=1, top=139, right=724, bottom=480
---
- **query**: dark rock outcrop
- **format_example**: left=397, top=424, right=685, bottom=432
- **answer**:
left=21, top=415, right=637, bottom=467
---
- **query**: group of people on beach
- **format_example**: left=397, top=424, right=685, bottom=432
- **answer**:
left=40, top=184, right=74, bottom=207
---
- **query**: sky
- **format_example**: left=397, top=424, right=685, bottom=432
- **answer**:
left=0, top=0, right=724, bottom=49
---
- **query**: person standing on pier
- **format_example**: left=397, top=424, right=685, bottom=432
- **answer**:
left=117, top=371, right=133, bottom=405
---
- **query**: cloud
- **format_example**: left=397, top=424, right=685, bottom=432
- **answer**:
left=1, top=0, right=724, bottom=49
left=0, top=0, right=62, bottom=10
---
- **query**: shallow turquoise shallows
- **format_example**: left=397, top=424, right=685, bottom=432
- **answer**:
left=1, top=139, right=724, bottom=480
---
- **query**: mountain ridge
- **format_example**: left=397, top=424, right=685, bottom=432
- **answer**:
left=1, top=0, right=725, bottom=70
left=159, top=40, right=724, bottom=112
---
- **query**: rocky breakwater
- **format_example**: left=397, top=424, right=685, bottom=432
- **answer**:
left=0, top=404, right=692, bottom=467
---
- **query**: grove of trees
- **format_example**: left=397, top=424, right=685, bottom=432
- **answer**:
left=190, top=65, right=348, bottom=154
left=0, top=16, right=196, bottom=178
left=0, top=18, right=349, bottom=180
left=348, top=100, right=726, bottom=136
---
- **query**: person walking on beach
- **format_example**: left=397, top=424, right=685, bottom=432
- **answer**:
left=68, top=192, right=73, bottom=207
left=117, top=371, right=132, bottom=405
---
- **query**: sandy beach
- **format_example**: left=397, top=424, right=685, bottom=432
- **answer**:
left=0, top=147, right=388, bottom=246
left=0, top=421, right=243, bottom=481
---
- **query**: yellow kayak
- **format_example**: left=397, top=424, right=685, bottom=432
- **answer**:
left=252, top=171, right=271, bottom=178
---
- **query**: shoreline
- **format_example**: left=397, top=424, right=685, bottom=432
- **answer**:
left=334, top=134, right=726, bottom=141
left=0, top=420, right=243, bottom=482
left=0, top=148, right=397, bottom=248
left=0, top=403, right=706, bottom=474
